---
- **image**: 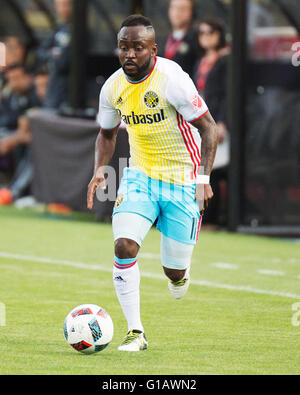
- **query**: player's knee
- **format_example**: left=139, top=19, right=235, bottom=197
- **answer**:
left=115, top=238, right=139, bottom=259
left=161, top=235, right=194, bottom=274
left=163, top=267, right=186, bottom=282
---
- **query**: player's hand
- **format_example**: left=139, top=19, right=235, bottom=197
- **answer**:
left=87, top=168, right=106, bottom=210
left=195, top=183, right=214, bottom=215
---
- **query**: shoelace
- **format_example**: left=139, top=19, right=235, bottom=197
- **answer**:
left=121, top=330, right=141, bottom=345
left=171, top=278, right=188, bottom=287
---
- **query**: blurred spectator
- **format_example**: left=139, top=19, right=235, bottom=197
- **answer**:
left=0, top=64, right=40, bottom=132
left=4, top=36, right=28, bottom=67
left=0, top=65, right=46, bottom=205
left=0, top=36, right=31, bottom=94
left=37, top=0, right=73, bottom=109
left=194, top=18, right=230, bottom=227
left=194, top=18, right=228, bottom=97
left=34, top=68, right=50, bottom=104
left=164, top=0, right=199, bottom=77
left=0, top=67, right=48, bottom=154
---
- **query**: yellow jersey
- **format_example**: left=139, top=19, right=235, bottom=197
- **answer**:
left=97, top=56, right=209, bottom=185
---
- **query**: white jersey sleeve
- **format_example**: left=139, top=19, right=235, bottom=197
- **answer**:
left=97, top=81, right=121, bottom=130
left=165, top=65, right=209, bottom=123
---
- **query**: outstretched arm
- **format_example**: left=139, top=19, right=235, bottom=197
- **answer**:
left=190, top=111, right=219, bottom=212
left=87, top=127, right=119, bottom=210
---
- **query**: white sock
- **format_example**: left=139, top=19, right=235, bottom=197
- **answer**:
left=113, top=257, right=144, bottom=333
left=184, top=265, right=191, bottom=278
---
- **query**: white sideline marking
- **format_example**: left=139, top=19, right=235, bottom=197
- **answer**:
left=258, top=269, right=285, bottom=277
left=1, top=251, right=300, bottom=300
left=212, top=262, right=238, bottom=270
left=0, top=252, right=112, bottom=273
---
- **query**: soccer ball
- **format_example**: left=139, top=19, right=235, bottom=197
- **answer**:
left=63, top=304, right=114, bottom=354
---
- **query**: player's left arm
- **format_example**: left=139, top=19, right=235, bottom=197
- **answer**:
left=190, top=111, right=219, bottom=212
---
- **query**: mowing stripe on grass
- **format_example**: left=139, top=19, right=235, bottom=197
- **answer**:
left=1, top=251, right=300, bottom=300
left=211, top=263, right=239, bottom=270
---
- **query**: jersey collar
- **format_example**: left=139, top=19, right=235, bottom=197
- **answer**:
left=125, top=57, right=157, bottom=84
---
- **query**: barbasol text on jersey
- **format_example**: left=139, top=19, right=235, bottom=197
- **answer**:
left=118, top=109, right=167, bottom=126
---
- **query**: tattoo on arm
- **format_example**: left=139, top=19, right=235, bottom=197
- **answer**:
left=191, top=112, right=219, bottom=175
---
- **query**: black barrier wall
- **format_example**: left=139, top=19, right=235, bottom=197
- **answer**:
left=240, top=0, right=300, bottom=232
left=29, top=109, right=130, bottom=219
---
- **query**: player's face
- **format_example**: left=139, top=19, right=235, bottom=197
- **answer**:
left=118, top=26, right=158, bottom=81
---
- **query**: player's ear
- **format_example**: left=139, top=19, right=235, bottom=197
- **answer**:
left=152, top=43, right=158, bottom=57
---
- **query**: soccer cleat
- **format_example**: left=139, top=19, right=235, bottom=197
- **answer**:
left=168, top=276, right=190, bottom=299
left=118, top=330, right=148, bottom=352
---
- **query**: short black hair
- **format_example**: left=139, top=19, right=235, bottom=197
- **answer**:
left=121, top=14, right=153, bottom=29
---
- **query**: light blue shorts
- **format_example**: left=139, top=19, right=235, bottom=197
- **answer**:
left=113, top=168, right=202, bottom=245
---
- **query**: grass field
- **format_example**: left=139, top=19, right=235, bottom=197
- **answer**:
left=0, top=206, right=300, bottom=375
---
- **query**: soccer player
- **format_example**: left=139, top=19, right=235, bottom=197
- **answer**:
left=87, top=15, right=218, bottom=351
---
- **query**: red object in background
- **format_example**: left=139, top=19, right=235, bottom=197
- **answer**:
left=164, top=35, right=184, bottom=60
left=0, top=189, right=13, bottom=206
left=287, top=188, right=300, bottom=202
left=46, top=203, right=72, bottom=215
left=252, top=27, right=300, bottom=60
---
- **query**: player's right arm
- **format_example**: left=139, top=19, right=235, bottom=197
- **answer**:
left=87, top=80, right=121, bottom=210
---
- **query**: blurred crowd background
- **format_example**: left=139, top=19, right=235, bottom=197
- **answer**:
left=0, top=0, right=299, bottom=234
